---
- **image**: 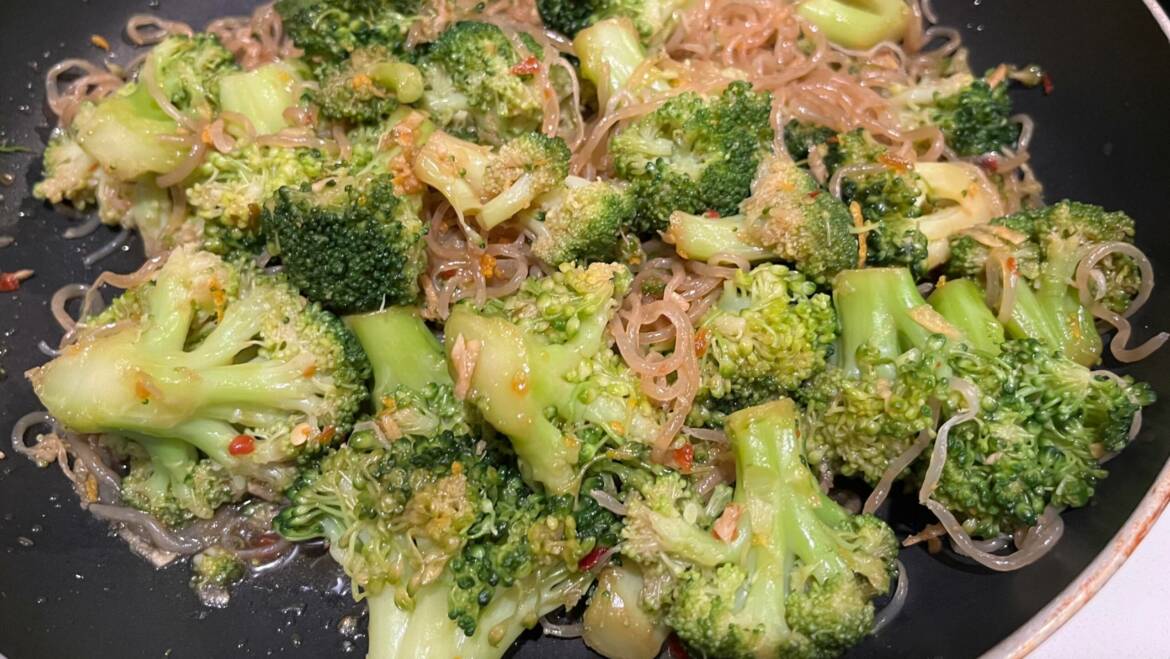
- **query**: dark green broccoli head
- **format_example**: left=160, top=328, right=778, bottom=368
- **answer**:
left=537, top=0, right=687, bottom=39
left=310, top=46, right=424, bottom=124
left=611, top=81, right=774, bottom=234
left=526, top=179, right=639, bottom=266
left=931, top=78, right=1018, bottom=157
left=416, top=21, right=556, bottom=143
left=263, top=173, right=427, bottom=314
left=275, top=0, right=421, bottom=66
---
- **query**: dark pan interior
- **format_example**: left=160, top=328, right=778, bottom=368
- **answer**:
left=1, top=1, right=1168, bottom=657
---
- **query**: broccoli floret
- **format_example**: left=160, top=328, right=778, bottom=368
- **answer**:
left=217, top=62, right=305, bottom=135
left=622, top=399, right=898, bottom=658
left=263, top=172, right=426, bottom=314
left=416, top=21, right=571, bottom=143
left=187, top=143, right=328, bottom=247
left=276, top=323, right=608, bottom=657
left=782, top=122, right=1001, bottom=277
left=445, top=263, right=674, bottom=492
left=520, top=177, right=639, bottom=266
left=310, top=46, right=424, bottom=124
left=537, top=0, right=688, bottom=40
left=33, top=130, right=101, bottom=208
left=795, top=0, right=912, bottom=49
left=693, top=264, right=837, bottom=420
left=70, top=35, right=238, bottom=181
left=663, top=152, right=859, bottom=284
left=892, top=72, right=1019, bottom=157
left=413, top=129, right=570, bottom=231
left=27, top=247, right=370, bottom=524
left=275, top=0, right=421, bottom=67
left=611, top=80, right=774, bottom=235
left=802, top=267, right=1153, bottom=536
left=190, top=545, right=246, bottom=608
left=947, top=201, right=1139, bottom=365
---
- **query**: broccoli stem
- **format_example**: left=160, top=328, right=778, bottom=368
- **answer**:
left=832, top=268, right=939, bottom=377
left=927, top=278, right=1004, bottom=355
left=795, top=0, right=910, bottom=49
left=1030, top=235, right=1103, bottom=365
left=573, top=18, right=647, bottom=105
left=345, top=307, right=451, bottom=406
left=663, top=213, right=772, bottom=263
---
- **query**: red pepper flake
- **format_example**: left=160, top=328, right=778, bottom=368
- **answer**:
left=808, top=190, right=821, bottom=199
left=1041, top=71, right=1054, bottom=95
left=228, top=434, right=256, bottom=456
left=510, top=56, right=541, bottom=76
left=0, top=269, right=33, bottom=292
left=672, top=443, right=694, bottom=474
left=665, top=634, right=690, bottom=659
left=703, top=209, right=720, bottom=218
left=578, top=545, right=609, bottom=571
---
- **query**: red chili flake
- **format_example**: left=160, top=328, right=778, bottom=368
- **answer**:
left=510, top=56, right=541, bottom=76
left=1006, top=256, right=1018, bottom=275
left=673, top=443, right=694, bottom=474
left=665, top=634, right=690, bottom=659
left=228, top=434, right=256, bottom=456
left=975, top=153, right=1000, bottom=174
left=0, top=269, right=33, bottom=293
left=1041, top=72, right=1054, bottom=95
left=808, top=190, right=821, bottom=199
left=703, top=209, right=720, bottom=218
left=578, top=545, right=609, bottom=571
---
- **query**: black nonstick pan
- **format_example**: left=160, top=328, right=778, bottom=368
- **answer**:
left=2, top=1, right=1169, bottom=657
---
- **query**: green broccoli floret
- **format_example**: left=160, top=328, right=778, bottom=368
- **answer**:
left=892, top=72, right=1019, bottom=157
left=33, top=130, right=102, bottom=208
left=70, top=35, right=238, bottom=180
left=27, top=246, right=370, bottom=525
left=692, top=264, right=837, bottom=420
left=190, top=545, right=246, bottom=607
left=537, top=0, right=688, bottom=40
left=415, top=21, right=571, bottom=143
left=276, top=317, right=608, bottom=658
left=782, top=122, right=1001, bottom=277
left=662, top=152, right=858, bottom=284
left=947, top=201, right=1140, bottom=365
left=802, top=267, right=1153, bottom=537
left=445, top=263, right=673, bottom=493
left=622, top=399, right=899, bottom=658
left=519, top=177, right=639, bottom=266
left=263, top=172, right=426, bottom=314
left=795, top=0, right=912, bottom=49
left=611, top=80, right=774, bottom=235
left=275, top=0, right=421, bottom=67
left=310, top=46, right=424, bottom=124
left=187, top=143, right=328, bottom=252
left=413, top=129, right=570, bottom=231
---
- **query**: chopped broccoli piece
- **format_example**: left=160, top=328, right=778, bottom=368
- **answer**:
left=892, top=72, right=1020, bottom=157
left=611, top=80, right=774, bottom=235
left=217, top=62, right=303, bottom=135
left=27, top=247, right=370, bottom=524
left=520, top=177, right=640, bottom=266
left=795, top=0, right=912, bottom=49
left=413, top=129, right=570, bottom=231
left=537, top=0, right=688, bottom=40
left=947, top=201, right=1139, bottom=365
left=662, top=152, right=859, bottom=284
left=275, top=0, right=421, bottom=67
left=622, top=399, right=899, bottom=657
left=310, top=46, right=423, bottom=124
